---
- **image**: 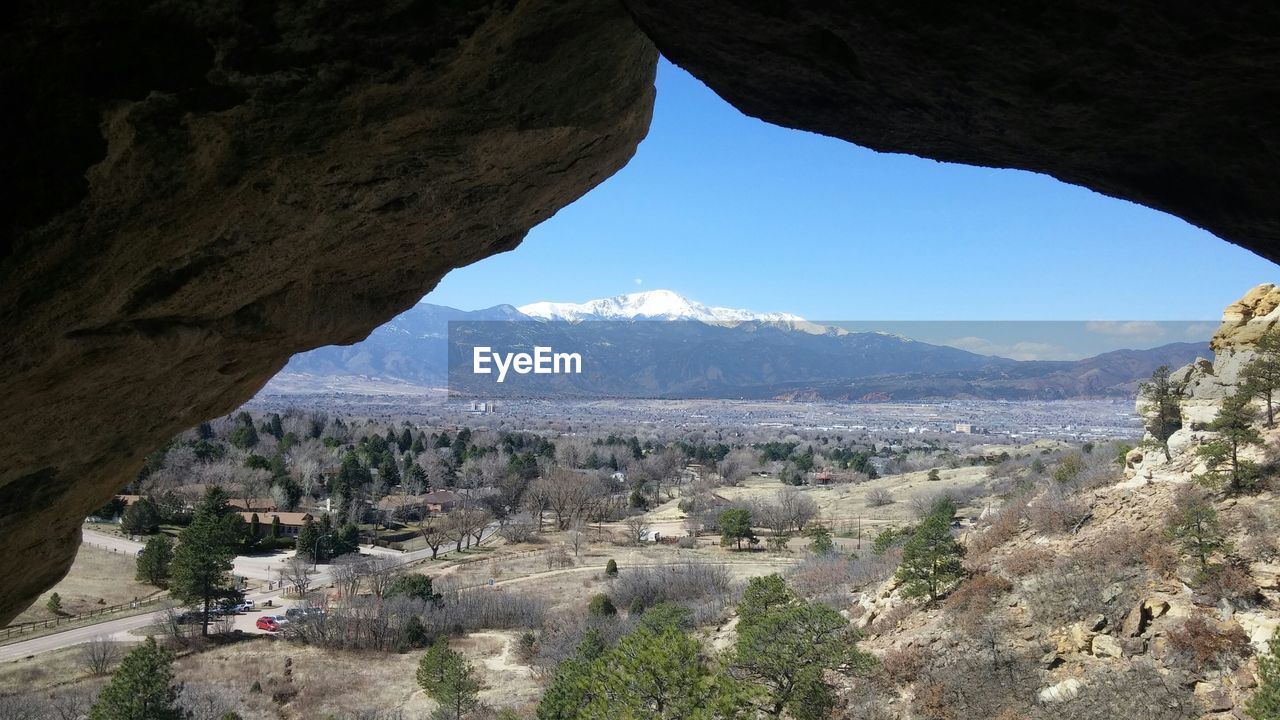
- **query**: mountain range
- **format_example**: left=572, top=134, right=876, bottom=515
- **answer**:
left=278, top=290, right=1211, bottom=401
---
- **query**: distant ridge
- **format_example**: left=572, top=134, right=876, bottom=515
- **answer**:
left=278, top=295, right=1212, bottom=400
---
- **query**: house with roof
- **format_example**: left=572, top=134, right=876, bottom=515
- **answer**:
left=239, top=511, right=312, bottom=537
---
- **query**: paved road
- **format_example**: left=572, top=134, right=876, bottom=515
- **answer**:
left=2, top=525, right=499, bottom=661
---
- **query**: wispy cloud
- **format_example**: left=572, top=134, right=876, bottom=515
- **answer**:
left=943, top=336, right=1078, bottom=361
left=1084, top=321, right=1167, bottom=339
left=634, top=278, right=643, bottom=286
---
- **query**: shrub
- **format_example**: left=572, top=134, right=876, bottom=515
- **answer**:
left=877, top=645, right=932, bottom=688
left=588, top=594, right=617, bottom=617
left=999, top=545, right=1054, bottom=577
left=1025, top=555, right=1139, bottom=627
left=1143, top=541, right=1181, bottom=580
left=1196, top=561, right=1260, bottom=608
left=944, top=572, right=1012, bottom=635
left=1165, top=614, right=1251, bottom=674
left=1027, top=489, right=1091, bottom=535
left=866, top=488, right=895, bottom=507
left=605, top=559, right=618, bottom=577
left=609, top=564, right=730, bottom=614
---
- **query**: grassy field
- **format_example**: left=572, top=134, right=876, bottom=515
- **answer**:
left=10, top=544, right=159, bottom=625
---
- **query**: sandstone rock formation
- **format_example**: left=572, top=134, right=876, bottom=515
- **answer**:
left=622, top=0, right=1280, bottom=262
left=1130, top=283, right=1280, bottom=478
left=0, top=0, right=656, bottom=625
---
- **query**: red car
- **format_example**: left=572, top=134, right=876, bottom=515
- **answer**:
left=256, top=616, right=280, bottom=632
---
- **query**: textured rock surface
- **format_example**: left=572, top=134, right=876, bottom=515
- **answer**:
left=0, top=0, right=656, bottom=624
left=622, top=0, right=1280, bottom=261
left=1130, top=283, right=1280, bottom=477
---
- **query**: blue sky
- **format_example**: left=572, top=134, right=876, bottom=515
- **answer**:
left=425, top=59, right=1276, bottom=322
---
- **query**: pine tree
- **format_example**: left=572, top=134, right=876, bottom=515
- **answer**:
left=1242, top=329, right=1280, bottom=428
left=89, top=636, right=184, bottom=720
left=417, top=638, right=481, bottom=720
left=136, top=535, right=175, bottom=587
left=719, top=508, right=753, bottom=550
left=895, top=508, right=965, bottom=602
left=169, top=489, right=239, bottom=635
left=1165, top=489, right=1231, bottom=573
left=120, top=497, right=162, bottom=536
left=1139, top=365, right=1185, bottom=461
left=1197, top=387, right=1264, bottom=494
left=1248, top=627, right=1280, bottom=719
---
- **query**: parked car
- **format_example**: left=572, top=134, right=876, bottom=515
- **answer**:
left=241, top=599, right=255, bottom=611
left=255, top=616, right=279, bottom=632
left=272, top=614, right=290, bottom=627
left=285, top=607, right=304, bottom=620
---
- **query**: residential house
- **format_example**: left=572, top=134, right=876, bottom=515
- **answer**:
left=239, top=511, right=312, bottom=538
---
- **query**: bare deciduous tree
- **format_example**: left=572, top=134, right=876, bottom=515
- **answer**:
left=80, top=635, right=120, bottom=676
left=417, top=518, right=450, bottom=559
left=364, top=554, right=401, bottom=599
left=281, top=555, right=315, bottom=597
left=623, top=515, right=652, bottom=545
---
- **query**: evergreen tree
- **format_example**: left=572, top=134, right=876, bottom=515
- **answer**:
left=379, top=457, right=401, bottom=487
left=266, top=413, right=284, bottom=440
left=738, top=574, right=794, bottom=627
left=386, top=574, right=441, bottom=604
left=538, top=630, right=608, bottom=720
left=1242, top=329, right=1280, bottom=427
left=89, top=637, right=184, bottom=720
left=588, top=624, right=738, bottom=719
left=135, top=535, right=175, bottom=587
left=169, top=489, right=239, bottom=635
left=229, top=422, right=259, bottom=449
left=1166, top=490, right=1231, bottom=573
left=587, top=593, right=617, bottom=616
left=719, top=508, right=754, bottom=550
left=734, top=598, right=872, bottom=718
left=121, top=497, right=162, bottom=536
left=895, top=507, right=965, bottom=603
left=399, top=427, right=413, bottom=452
left=1248, top=627, right=1280, bottom=720
left=1197, top=387, right=1264, bottom=494
left=417, top=638, right=481, bottom=720
left=805, top=525, right=834, bottom=556
left=1139, top=365, right=1186, bottom=462
left=46, top=592, right=62, bottom=615
left=296, top=516, right=321, bottom=565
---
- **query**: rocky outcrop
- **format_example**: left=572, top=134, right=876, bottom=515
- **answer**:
left=0, top=0, right=656, bottom=625
left=1129, top=283, right=1280, bottom=477
left=622, top=0, right=1280, bottom=263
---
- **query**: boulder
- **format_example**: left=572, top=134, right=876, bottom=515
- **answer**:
left=1091, top=634, right=1123, bottom=659
left=1038, top=677, right=1085, bottom=703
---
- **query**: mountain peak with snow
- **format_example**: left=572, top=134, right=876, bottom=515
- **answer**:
left=517, top=289, right=805, bottom=324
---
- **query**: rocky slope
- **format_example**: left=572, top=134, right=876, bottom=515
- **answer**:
left=843, top=285, right=1280, bottom=719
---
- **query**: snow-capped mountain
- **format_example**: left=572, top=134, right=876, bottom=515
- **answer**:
left=517, top=289, right=804, bottom=323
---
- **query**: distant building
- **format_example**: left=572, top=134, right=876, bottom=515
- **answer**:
left=955, top=422, right=978, bottom=434
left=421, top=490, right=461, bottom=514
left=239, top=511, right=312, bottom=537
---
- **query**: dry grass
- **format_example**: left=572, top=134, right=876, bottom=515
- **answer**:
left=11, top=544, right=158, bottom=624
